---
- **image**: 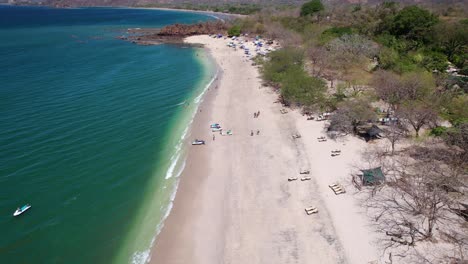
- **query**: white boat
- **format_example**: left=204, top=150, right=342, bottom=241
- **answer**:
left=13, top=204, right=31, bottom=217
left=192, top=139, right=205, bottom=145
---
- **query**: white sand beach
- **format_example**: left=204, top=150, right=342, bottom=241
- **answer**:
left=149, top=35, right=382, bottom=264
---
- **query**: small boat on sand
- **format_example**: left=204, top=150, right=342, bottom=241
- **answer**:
left=192, top=139, right=205, bottom=145
left=13, top=204, right=31, bottom=217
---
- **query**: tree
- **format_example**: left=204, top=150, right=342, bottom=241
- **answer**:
left=300, top=0, right=324, bottom=17
left=227, top=25, right=241, bottom=37
left=365, top=157, right=460, bottom=248
left=327, top=34, right=379, bottom=64
left=421, top=52, right=448, bottom=73
left=372, top=70, right=435, bottom=111
left=397, top=101, right=437, bottom=137
left=328, top=98, right=376, bottom=135
left=382, top=122, right=407, bottom=155
left=434, top=21, right=468, bottom=64
left=372, top=70, right=403, bottom=110
left=386, top=5, right=439, bottom=46
left=281, top=67, right=326, bottom=106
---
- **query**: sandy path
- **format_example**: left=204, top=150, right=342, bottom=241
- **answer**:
left=149, top=35, right=380, bottom=264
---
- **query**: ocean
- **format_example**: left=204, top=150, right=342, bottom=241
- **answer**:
left=0, top=6, right=216, bottom=264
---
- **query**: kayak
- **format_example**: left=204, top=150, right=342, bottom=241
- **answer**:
left=13, top=204, right=31, bottom=217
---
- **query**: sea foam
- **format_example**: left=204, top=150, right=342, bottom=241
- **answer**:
left=130, top=65, right=218, bottom=264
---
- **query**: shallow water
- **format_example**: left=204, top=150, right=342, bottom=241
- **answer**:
left=0, top=6, right=214, bottom=263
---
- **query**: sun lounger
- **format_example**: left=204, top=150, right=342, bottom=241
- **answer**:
left=288, top=177, right=298, bottom=182
left=328, top=183, right=346, bottom=195
left=317, top=136, right=326, bottom=140
left=305, top=207, right=318, bottom=215
left=301, top=177, right=311, bottom=181
left=331, top=149, right=341, bottom=153
left=280, top=109, right=288, bottom=114
left=292, top=134, right=301, bottom=139
left=331, top=153, right=340, bottom=157
left=318, top=139, right=327, bottom=142
left=299, top=170, right=310, bottom=174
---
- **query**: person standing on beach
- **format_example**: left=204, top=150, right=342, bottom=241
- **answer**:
left=257, top=111, right=260, bottom=118
left=257, top=130, right=260, bottom=135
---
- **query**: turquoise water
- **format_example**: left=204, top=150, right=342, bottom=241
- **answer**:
left=0, top=6, right=215, bottom=263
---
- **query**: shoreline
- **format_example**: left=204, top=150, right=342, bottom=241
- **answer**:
left=3, top=4, right=242, bottom=20
left=148, top=35, right=382, bottom=264
left=115, top=46, right=219, bottom=264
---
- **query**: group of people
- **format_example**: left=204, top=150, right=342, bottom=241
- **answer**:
left=250, top=130, right=260, bottom=136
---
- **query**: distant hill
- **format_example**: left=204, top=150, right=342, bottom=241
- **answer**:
left=9, top=0, right=468, bottom=11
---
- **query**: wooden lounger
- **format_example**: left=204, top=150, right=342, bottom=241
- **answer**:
left=305, top=207, right=318, bottom=215
left=292, top=134, right=301, bottom=139
left=301, top=177, right=312, bottom=181
left=329, top=184, right=346, bottom=195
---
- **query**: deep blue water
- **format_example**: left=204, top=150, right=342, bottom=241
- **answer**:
left=0, top=5, right=213, bottom=263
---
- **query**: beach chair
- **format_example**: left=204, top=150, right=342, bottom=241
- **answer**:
left=299, top=169, right=310, bottom=174
left=329, top=183, right=346, bottom=195
left=305, top=207, right=318, bottom=215
left=331, top=153, right=340, bottom=157
left=292, top=134, right=301, bottom=139
left=288, top=177, right=298, bottom=182
left=301, top=177, right=312, bottom=181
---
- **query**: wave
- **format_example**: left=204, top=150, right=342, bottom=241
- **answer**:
left=131, top=178, right=179, bottom=264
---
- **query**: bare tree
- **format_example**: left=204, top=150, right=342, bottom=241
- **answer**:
left=372, top=70, right=404, bottom=111
left=397, top=102, right=437, bottom=137
left=382, top=122, right=408, bottom=155
left=328, top=97, right=376, bottom=135
left=372, top=70, right=435, bottom=112
left=366, top=157, right=462, bottom=248
left=327, top=34, right=379, bottom=67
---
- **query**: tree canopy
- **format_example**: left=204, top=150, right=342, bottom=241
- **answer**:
left=385, top=5, right=439, bottom=45
left=300, top=0, right=324, bottom=17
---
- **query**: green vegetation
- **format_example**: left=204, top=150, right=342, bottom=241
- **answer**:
left=230, top=1, right=467, bottom=137
left=137, top=3, right=260, bottom=15
left=300, top=0, right=324, bottom=17
left=261, top=48, right=326, bottom=107
left=382, top=6, right=439, bottom=46
left=228, top=25, right=241, bottom=37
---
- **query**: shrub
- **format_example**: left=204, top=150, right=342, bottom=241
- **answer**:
left=228, top=25, right=241, bottom=37
left=300, top=0, right=324, bottom=17
left=430, top=126, right=448, bottom=137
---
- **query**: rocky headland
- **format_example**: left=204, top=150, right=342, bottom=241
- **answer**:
left=121, top=21, right=228, bottom=46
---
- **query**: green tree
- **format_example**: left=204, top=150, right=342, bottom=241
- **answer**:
left=421, top=52, right=448, bottom=73
left=387, top=6, right=439, bottom=46
left=300, top=0, right=324, bottom=17
left=434, top=21, right=468, bottom=65
left=281, top=67, right=326, bottom=106
left=227, top=25, right=241, bottom=37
